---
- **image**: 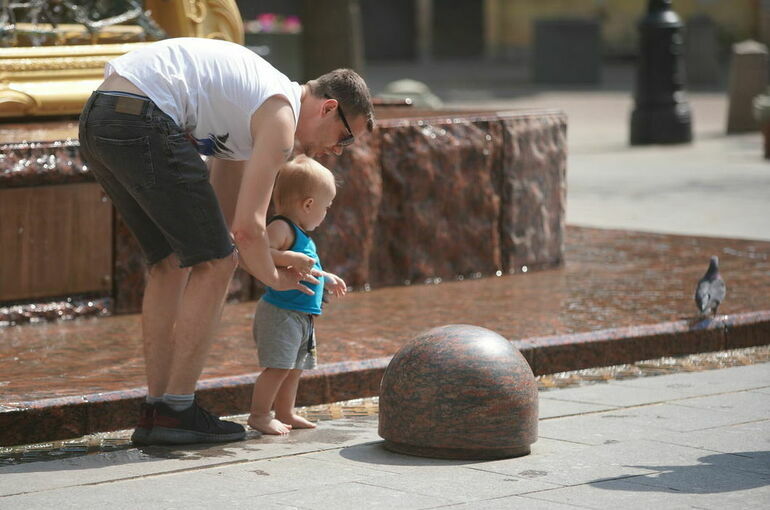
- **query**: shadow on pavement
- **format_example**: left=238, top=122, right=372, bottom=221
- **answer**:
left=338, top=441, right=487, bottom=467
left=0, top=431, right=264, bottom=471
left=590, top=451, right=770, bottom=494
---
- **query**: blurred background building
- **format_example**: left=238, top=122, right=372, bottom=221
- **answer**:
left=237, top=0, right=765, bottom=83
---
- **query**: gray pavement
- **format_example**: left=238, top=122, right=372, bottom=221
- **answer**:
left=1, top=363, right=768, bottom=509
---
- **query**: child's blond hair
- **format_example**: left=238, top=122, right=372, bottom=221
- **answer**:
left=272, top=155, right=336, bottom=211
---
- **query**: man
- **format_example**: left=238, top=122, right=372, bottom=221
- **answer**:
left=78, top=37, right=374, bottom=445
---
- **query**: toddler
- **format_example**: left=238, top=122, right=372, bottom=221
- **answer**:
left=248, top=155, right=347, bottom=435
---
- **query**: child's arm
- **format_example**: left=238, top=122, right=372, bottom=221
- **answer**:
left=271, top=249, right=315, bottom=273
left=267, top=220, right=316, bottom=274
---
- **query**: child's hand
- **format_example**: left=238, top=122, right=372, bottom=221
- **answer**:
left=323, top=272, right=347, bottom=298
left=285, top=252, right=315, bottom=275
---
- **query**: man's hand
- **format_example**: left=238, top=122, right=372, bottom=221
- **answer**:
left=274, top=267, right=319, bottom=295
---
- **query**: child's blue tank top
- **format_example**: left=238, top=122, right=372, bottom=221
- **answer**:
left=262, top=215, right=324, bottom=315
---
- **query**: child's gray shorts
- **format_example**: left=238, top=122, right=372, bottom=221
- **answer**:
left=253, top=298, right=317, bottom=370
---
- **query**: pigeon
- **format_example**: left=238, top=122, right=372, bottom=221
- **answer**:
left=694, top=256, right=726, bottom=317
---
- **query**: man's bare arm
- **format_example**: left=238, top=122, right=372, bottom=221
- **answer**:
left=231, top=96, right=316, bottom=293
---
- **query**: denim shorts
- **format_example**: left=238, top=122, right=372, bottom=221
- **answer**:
left=78, top=91, right=234, bottom=267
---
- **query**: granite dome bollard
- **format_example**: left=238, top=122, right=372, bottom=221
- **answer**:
left=378, top=324, right=538, bottom=460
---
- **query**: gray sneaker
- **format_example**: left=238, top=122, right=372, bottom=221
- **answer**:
left=148, top=400, right=245, bottom=444
left=130, top=402, right=155, bottom=446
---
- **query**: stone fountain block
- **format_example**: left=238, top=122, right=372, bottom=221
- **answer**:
left=378, top=324, right=538, bottom=460
left=372, top=118, right=503, bottom=286
left=500, top=112, right=566, bottom=272
left=1, top=109, right=566, bottom=313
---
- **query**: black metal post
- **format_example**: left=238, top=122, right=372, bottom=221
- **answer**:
left=630, top=0, right=692, bottom=145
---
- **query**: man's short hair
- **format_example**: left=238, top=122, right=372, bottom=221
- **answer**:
left=308, top=69, right=375, bottom=132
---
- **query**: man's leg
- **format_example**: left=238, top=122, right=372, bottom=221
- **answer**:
left=141, top=254, right=190, bottom=398
left=148, top=251, right=246, bottom=445
left=131, top=255, right=188, bottom=445
left=81, top=94, right=243, bottom=444
left=165, top=252, right=238, bottom=394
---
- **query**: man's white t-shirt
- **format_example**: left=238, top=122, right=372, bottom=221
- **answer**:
left=105, top=37, right=302, bottom=161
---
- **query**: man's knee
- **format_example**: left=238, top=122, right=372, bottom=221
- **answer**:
left=148, top=254, right=188, bottom=277
left=190, top=250, right=238, bottom=276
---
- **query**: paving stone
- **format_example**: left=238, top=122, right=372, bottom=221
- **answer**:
left=466, top=440, right=725, bottom=488
left=539, top=392, right=767, bottom=447
left=610, top=363, right=770, bottom=396
left=647, top=420, right=770, bottom=465
left=529, top=437, right=591, bottom=456
left=672, top=390, right=770, bottom=420
left=259, top=480, right=453, bottom=509
left=538, top=397, right=614, bottom=418
left=524, top=476, right=770, bottom=510
left=199, top=453, right=398, bottom=493
left=0, top=471, right=278, bottom=510
left=534, top=382, right=696, bottom=408
left=538, top=410, right=697, bottom=446
left=623, top=402, right=765, bottom=432
left=447, top=494, right=590, bottom=509
left=359, top=464, right=561, bottom=502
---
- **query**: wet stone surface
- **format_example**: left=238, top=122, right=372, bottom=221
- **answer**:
left=1, top=227, right=768, bottom=403
left=1, top=345, right=766, bottom=465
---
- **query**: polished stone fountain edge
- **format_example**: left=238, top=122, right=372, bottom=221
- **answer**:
left=2, top=309, right=768, bottom=447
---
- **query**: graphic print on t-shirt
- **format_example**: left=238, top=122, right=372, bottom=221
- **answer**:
left=193, top=132, right=234, bottom=157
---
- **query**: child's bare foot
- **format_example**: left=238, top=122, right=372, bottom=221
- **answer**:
left=276, top=414, right=317, bottom=429
left=248, top=414, right=291, bottom=435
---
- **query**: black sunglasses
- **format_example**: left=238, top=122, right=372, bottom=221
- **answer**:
left=324, top=94, right=355, bottom=146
